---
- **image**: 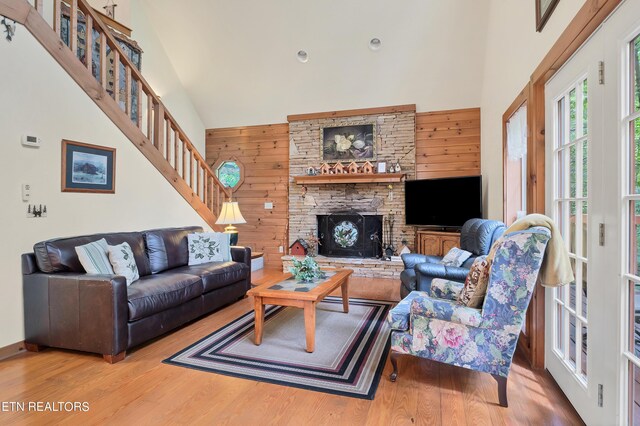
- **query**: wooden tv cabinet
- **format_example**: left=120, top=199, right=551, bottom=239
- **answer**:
left=416, top=230, right=461, bottom=256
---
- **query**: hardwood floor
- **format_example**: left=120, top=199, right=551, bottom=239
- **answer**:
left=0, top=270, right=583, bottom=425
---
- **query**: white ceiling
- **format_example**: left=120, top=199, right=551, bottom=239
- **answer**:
left=141, top=0, right=491, bottom=128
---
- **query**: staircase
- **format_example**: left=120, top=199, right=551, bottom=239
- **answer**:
left=0, top=0, right=230, bottom=227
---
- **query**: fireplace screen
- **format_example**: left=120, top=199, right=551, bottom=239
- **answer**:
left=317, top=213, right=382, bottom=258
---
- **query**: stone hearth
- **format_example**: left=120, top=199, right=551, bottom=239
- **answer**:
left=282, top=255, right=404, bottom=279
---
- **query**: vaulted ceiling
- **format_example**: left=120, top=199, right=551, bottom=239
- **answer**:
left=141, top=0, right=490, bottom=127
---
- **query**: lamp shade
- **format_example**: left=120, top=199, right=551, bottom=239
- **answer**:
left=215, top=201, right=247, bottom=225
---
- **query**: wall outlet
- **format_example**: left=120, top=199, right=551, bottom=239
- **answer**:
left=264, top=202, right=273, bottom=209
left=278, top=245, right=284, bottom=253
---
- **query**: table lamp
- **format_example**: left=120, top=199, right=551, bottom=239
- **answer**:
left=215, top=200, right=246, bottom=245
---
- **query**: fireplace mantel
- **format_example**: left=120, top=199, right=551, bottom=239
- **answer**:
left=293, top=173, right=405, bottom=185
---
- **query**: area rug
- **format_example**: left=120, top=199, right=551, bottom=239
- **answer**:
left=163, top=296, right=392, bottom=399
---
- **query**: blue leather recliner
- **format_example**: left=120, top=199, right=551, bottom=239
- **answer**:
left=400, top=219, right=506, bottom=298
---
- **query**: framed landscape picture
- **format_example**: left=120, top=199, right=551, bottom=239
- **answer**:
left=321, top=124, right=376, bottom=161
left=62, top=140, right=116, bottom=193
left=536, top=0, right=560, bottom=32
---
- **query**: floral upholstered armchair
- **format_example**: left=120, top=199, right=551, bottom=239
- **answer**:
left=387, top=226, right=551, bottom=407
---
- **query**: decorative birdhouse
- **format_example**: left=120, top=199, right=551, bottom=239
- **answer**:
left=319, top=163, right=331, bottom=175
left=332, top=162, right=345, bottom=174
left=361, top=161, right=375, bottom=174
left=347, top=161, right=359, bottom=174
left=290, top=239, right=310, bottom=256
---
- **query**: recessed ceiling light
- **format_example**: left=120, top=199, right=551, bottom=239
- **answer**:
left=369, top=38, right=382, bottom=51
left=297, top=50, right=309, bottom=63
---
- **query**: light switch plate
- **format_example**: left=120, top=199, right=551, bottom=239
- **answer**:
left=264, top=202, right=273, bottom=209
left=22, top=184, right=31, bottom=201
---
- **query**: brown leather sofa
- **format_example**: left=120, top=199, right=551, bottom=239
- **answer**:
left=22, top=226, right=251, bottom=363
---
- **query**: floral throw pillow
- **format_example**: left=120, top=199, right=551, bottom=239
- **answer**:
left=107, top=242, right=140, bottom=286
left=440, top=247, right=472, bottom=267
left=458, top=255, right=491, bottom=308
left=187, top=232, right=230, bottom=265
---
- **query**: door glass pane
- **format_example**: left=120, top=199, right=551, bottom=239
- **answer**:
left=580, top=201, right=587, bottom=258
left=631, top=362, right=640, bottom=423
left=569, top=201, right=576, bottom=252
left=633, top=35, right=640, bottom=112
left=633, top=201, right=640, bottom=277
left=569, top=315, right=577, bottom=367
left=569, top=258, right=577, bottom=311
left=582, top=262, right=588, bottom=318
left=581, top=324, right=588, bottom=377
left=556, top=300, right=565, bottom=352
left=570, top=145, right=577, bottom=198
left=633, top=119, right=640, bottom=194
left=583, top=80, right=589, bottom=136
left=570, top=88, right=577, bottom=141
left=583, top=140, right=589, bottom=197
left=634, top=281, right=640, bottom=357
left=558, top=98, right=566, bottom=148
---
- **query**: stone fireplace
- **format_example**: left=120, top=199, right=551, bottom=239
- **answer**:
left=284, top=107, right=417, bottom=278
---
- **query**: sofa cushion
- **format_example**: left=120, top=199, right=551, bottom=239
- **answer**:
left=440, top=247, right=472, bottom=267
left=144, top=226, right=203, bottom=274
left=75, top=238, right=114, bottom=275
left=108, top=242, right=140, bottom=286
left=173, top=261, right=249, bottom=292
left=127, top=273, right=203, bottom=321
left=34, top=232, right=150, bottom=276
left=187, top=232, right=231, bottom=265
left=400, top=269, right=416, bottom=292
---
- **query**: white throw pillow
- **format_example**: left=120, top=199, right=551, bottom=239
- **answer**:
left=107, top=242, right=139, bottom=286
left=440, top=247, right=473, bottom=267
left=188, top=232, right=231, bottom=265
left=75, top=238, right=114, bottom=275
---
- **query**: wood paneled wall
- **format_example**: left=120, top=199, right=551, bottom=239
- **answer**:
left=415, top=108, right=481, bottom=179
left=205, top=124, right=289, bottom=268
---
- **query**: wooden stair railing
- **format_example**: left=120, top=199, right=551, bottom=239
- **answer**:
left=0, top=0, right=230, bottom=228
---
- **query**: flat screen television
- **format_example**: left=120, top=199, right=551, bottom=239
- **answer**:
left=405, top=176, right=482, bottom=228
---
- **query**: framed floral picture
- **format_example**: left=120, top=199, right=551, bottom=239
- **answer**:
left=61, top=140, right=116, bottom=193
left=321, top=124, right=376, bottom=161
left=536, top=0, right=560, bottom=32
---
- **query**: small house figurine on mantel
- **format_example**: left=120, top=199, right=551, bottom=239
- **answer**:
left=332, top=162, right=345, bottom=174
left=361, top=161, right=375, bottom=174
left=319, top=163, right=331, bottom=175
left=290, top=239, right=310, bottom=256
left=347, top=161, right=360, bottom=174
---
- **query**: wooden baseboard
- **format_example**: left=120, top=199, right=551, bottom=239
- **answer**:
left=0, top=341, right=25, bottom=361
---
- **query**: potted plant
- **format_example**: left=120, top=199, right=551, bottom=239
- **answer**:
left=289, top=256, right=327, bottom=283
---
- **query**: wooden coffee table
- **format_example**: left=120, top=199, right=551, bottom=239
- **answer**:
left=246, top=268, right=353, bottom=353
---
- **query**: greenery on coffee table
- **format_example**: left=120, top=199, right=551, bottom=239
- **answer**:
left=289, top=256, right=327, bottom=283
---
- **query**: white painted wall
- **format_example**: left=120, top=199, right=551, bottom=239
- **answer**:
left=86, top=0, right=131, bottom=27
left=129, top=1, right=208, bottom=155
left=480, top=0, right=586, bottom=220
left=83, top=0, right=207, bottom=154
left=142, top=0, right=491, bottom=128
left=0, top=27, right=210, bottom=348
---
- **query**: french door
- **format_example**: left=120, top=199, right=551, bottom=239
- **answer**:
left=545, top=22, right=619, bottom=424
left=544, top=0, right=640, bottom=423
